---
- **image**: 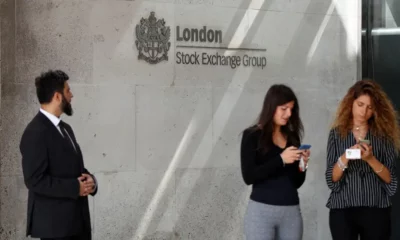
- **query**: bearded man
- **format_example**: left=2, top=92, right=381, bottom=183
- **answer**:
left=20, top=70, right=97, bottom=240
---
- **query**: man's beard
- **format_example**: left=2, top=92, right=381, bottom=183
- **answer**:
left=61, top=95, right=73, bottom=116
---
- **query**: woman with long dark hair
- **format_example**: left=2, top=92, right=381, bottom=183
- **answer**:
left=326, top=80, right=399, bottom=240
left=241, top=84, right=310, bottom=240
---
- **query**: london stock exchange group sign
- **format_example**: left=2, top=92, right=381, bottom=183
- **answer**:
left=135, top=11, right=267, bottom=69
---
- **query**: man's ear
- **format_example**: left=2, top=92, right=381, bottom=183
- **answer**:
left=53, top=92, right=62, bottom=103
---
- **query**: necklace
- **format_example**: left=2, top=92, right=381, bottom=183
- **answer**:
left=354, top=125, right=368, bottom=140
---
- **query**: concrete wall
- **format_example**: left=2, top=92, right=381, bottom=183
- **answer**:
left=0, top=0, right=360, bottom=239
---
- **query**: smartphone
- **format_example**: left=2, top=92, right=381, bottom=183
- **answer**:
left=298, top=144, right=311, bottom=150
left=359, top=139, right=370, bottom=145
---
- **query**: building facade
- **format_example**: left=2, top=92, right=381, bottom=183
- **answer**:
left=0, top=0, right=379, bottom=239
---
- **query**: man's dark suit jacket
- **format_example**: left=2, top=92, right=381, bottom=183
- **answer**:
left=20, top=111, right=97, bottom=239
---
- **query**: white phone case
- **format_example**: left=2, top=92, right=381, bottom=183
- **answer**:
left=346, top=149, right=361, bottom=159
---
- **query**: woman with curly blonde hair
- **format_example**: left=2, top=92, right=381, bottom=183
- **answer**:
left=325, top=79, right=400, bottom=240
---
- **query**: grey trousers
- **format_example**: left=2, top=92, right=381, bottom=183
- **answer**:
left=244, top=199, right=303, bottom=240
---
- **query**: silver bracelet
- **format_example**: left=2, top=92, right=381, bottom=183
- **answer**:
left=337, top=157, right=347, bottom=171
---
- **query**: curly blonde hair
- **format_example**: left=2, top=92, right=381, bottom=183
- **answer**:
left=332, top=79, right=400, bottom=151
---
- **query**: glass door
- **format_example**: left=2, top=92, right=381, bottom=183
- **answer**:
left=362, top=1, right=400, bottom=239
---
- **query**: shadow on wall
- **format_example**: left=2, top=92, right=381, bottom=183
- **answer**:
left=139, top=0, right=358, bottom=240
left=142, top=231, right=180, bottom=240
left=0, top=0, right=359, bottom=239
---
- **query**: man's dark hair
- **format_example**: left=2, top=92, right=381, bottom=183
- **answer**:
left=35, top=70, right=69, bottom=104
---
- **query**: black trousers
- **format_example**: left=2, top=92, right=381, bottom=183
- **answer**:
left=329, top=207, right=391, bottom=240
left=41, top=231, right=90, bottom=240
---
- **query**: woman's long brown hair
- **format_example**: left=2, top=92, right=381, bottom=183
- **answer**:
left=331, top=79, right=400, bottom=151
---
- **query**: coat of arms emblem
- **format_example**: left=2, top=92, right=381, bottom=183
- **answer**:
left=135, top=12, right=171, bottom=64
